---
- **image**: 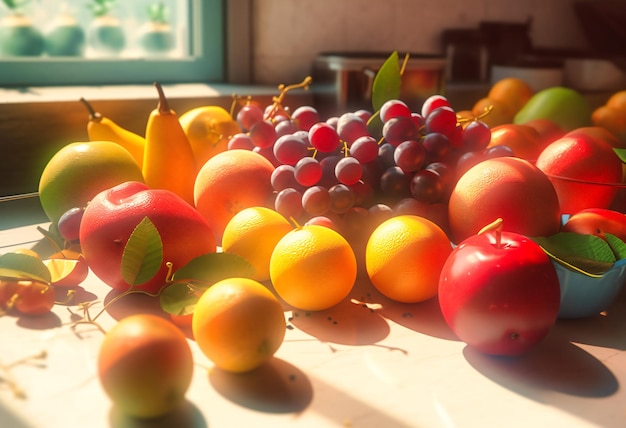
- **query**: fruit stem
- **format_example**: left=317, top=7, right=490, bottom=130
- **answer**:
left=79, top=97, right=103, bottom=122
left=400, top=52, right=410, bottom=76
left=153, top=81, right=171, bottom=114
left=266, top=76, right=312, bottom=120
left=478, top=217, right=504, bottom=249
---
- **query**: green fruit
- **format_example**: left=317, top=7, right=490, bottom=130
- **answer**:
left=45, top=24, right=86, bottom=57
left=514, top=86, right=592, bottom=132
left=0, top=15, right=44, bottom=56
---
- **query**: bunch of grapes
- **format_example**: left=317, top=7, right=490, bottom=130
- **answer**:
left=229, top=94, right=509, bottom=234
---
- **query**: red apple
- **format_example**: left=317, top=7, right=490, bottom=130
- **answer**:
left=438, top=221, right=561, bottom=356
left=561, top=208, right=626, bottom=241
left=79, top=181, right=217, bottom=294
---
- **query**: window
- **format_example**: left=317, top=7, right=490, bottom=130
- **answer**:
left=0, top=0, right=224, bottom=86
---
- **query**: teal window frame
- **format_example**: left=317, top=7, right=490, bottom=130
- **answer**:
left=0, top=0, right=224, bottom=87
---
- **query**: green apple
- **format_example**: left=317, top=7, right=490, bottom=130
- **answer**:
left=0, top=14, right=44, bottom=56
left=45, top=15, right=86, bottom=57
left=514, top=86, right=592, bottom=131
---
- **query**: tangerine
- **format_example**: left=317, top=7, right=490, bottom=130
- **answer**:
left=365, top=215, right=452, bottom=303
left=487, top=77, right=534, bottom=116
left=221, top=206, right=293, bottom=282
left=269, top=224, right=357, bottom=311
left=192, top=277, right=286, bottom=373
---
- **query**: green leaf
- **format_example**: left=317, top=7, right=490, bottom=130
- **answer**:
left=159, top=252, right=256, bottom=315
left=121, top=217, right=163, bottom=286
left=172, top=252, right=256, bottom=285
left=605, top=233, right=626, bottom=260
left=0, top=252, right=51, bottom=284
left=159, top=281, right=198, bottom=316
left=532, top=232, right=616, bottom=276
left=613, top=148, right=626, bottom=164
left=371, top=51, right=401, bottom=112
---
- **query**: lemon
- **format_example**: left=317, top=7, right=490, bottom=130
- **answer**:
left=222, top=207, right=293, bottom=282
left=179, top=105, right=241, bottom=170
left=192, top=277, right=286, bottom=373
left=365, top=215, right=452, bottom=303
left=269, top=224, right=357, bottom=311
left=38, top=141, right=144, bottom=224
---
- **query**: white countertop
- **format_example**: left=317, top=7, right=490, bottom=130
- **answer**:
left=1, top=221, right=625, bottom=428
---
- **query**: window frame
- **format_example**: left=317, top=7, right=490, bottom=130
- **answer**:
left=0, top=0, right=225, bottom=87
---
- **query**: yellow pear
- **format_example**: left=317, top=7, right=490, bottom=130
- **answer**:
left=80, top=98, right=145, bottom=168
left=142, top=82, right=197, bottom=205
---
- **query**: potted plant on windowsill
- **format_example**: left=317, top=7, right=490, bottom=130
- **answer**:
left=45, top=3, right=86, bottom=57
left=87, top=0, right=126, bottom=56
left=0, top=0, right=44, bottom=56
left=137, top=1, right=175, bottom=56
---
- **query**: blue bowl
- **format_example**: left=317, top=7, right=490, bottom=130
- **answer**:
left=553, top=258, right=626, bottom=319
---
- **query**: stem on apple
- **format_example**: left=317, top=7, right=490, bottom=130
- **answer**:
left=478, top=217, right=504, bottom=249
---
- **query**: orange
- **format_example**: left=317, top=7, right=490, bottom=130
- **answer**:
left=471, top=97, right=514, bottom=128
left=97, top=314, right=194, bottom=418
left=179, top=105, right=241, bottom=171
left=487, top=123, right=544, bottom=161
left=221, top=206, right=293, bottom=282
left=192, top=277, right=286, bottom=373
left=487, top=77, right=534, bottom=116
left=536, top=135, right=624, bottom=214
left=591, top=105, right=626, bottom=146
left=365, top=215, right=452, bottom=303
left=606, top=90, right=626, bottom=113
left=449, top=156, right=561, bottom=243
left=38, top=141, right=145, bottom=224
left=269, top=224, right=357, bottom=311
left=194, top=149, right=275, bottom=243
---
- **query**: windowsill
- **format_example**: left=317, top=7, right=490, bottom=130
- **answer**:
left=0, top=82, right=312, bottom=104
left=0, top=83, right=314, bottom=198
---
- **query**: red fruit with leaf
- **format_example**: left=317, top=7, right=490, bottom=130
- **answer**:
left=79, top=181, right=217, bottom=294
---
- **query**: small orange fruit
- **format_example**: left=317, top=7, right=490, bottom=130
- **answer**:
left=97, top=314, right=194, bottom=418
left=606, top=90, right=626, bottom=113
left=221, top=206, right=293, bottom=282
left=194, top=149, right=275, bottom=243
left=488, top=77, right=534, bottom=116
left=192, top=277, right=286, bottom=373
left=365, top=215, right=452, bottom=303
left=179, top=105, right=241, bottom=171
left=591, top=105, right=626, bottom=146
left=449, top=156, right=561, bottom=243
left=471, top=97, right=514, bottom=128
left=269, top=224, right=357, bottom=311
